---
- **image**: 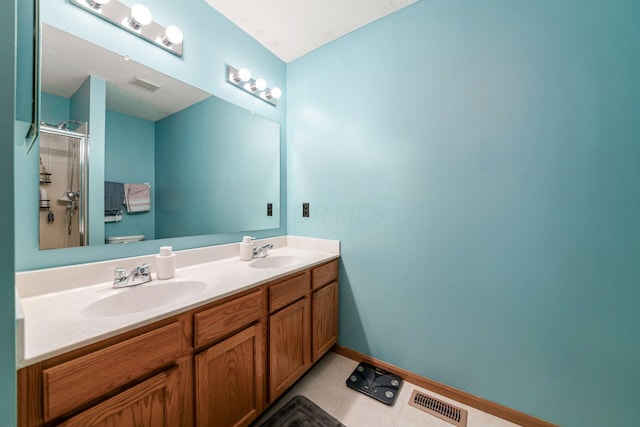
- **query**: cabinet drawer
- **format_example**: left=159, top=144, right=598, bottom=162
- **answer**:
left=269, top=272, right=310, bottom=313
left=42, top=322, right=181, bottom=422
left=312, top=259, right=338, bottom=290
left=194, top=290, right=263, bottom=348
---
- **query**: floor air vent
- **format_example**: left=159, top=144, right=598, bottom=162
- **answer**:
left=408, top=390, right=468, bottom=427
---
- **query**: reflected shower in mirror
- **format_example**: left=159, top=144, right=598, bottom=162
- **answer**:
left=38, top=123, right=89, bottom=249
left=39, top=24, right=280, bottom=250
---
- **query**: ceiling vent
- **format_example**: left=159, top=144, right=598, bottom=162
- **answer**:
left=408, top=390, right=468, bottom=427
left=128, top=76, right=161, bottom=92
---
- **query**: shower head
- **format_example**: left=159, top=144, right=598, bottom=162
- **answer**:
left=57, top=120, right=83, bottom=132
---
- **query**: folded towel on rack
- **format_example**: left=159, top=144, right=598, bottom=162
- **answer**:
left=104, top=181, right=124, bottom=216
left=124, top=183, right=151, bottom=213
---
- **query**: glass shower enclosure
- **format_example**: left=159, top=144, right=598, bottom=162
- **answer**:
left=38, top=122, right=89, bottom=249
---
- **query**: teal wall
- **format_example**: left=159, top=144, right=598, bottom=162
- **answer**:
left=287, top=1, right=640, bottom=426
left=16, top=0, right=286, bottom=270
left=155, top=96, right=280, bottom=238
left=41, top=92, right=69, bottom=125
left=105, top=110, right=156, bottom=240
left=1, top=0, right=16, bottom=423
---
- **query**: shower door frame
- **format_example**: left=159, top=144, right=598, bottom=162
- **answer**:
left=39, top=125, right=89, bottom=247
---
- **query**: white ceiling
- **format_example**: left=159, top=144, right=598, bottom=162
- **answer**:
left=204, top=0, right=418, bottom=63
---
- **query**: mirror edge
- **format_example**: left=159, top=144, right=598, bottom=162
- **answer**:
left=24, top=0, right=40, bottom=155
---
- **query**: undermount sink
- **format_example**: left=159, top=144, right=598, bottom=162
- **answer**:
left=82, top=280, right=207, bottom=318
left=249, top=255, right=309, bottom=269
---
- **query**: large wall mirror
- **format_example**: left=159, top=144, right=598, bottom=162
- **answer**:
left=38, top=23, right=280, bottom=250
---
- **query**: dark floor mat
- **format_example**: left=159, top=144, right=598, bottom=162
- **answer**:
left=259, top=395, right=345, bottom=427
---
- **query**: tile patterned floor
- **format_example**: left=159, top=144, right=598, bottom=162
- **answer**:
left=253, top=352, right=521, bottom=427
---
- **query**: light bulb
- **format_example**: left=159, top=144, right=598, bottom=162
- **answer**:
left=254, top=78, right=267, bottom=91
left=269, top=87, right=282, bottom=99
left=162, top=25, right=183, bottom=45
left=235, top=68, right=251, bottom=82
left=129, top=4, right=152, bottom=28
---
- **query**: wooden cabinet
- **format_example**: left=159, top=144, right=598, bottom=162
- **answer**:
left=18, top=319, right=189, bottom=427
left=267, top=259, right=339, bottom=402
left=311, top=259, right=338, bottom=291
left=194, top=290, right=265, bottom=427
left=311, top=259, right=339, bottom=362
left=58, top=369, right=177, bottom=427
left=312, top=281, right=339, bottom=362
left=195, top=324, right=264, bottom=427
left=268, top=272, right=309, bottom=313
left=18, top=258, right=339, bottom=427
left=42, top=323, right=182, bottom=422
left=194, top=290, right=263, bottom=348
left=269, top=297, right=311, bottom=401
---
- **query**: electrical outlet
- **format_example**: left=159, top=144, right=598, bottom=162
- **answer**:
left=267, top=203, right=273, bottom=216
left=302, top=202, right=310, bottom=218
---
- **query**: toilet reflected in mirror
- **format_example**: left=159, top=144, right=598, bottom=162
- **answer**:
left=105, top=235, right=145, bottom=244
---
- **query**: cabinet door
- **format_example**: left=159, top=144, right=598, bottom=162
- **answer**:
left=195, top=324, right=264, bottom=427
left=312, top=281, right=339, bottom=362
left=58, top=370, right=175, bottom=427
left=269, top=297, right=311, bottom=402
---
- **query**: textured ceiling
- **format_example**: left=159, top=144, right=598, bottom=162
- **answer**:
left=41, top=25, right=210, bottom=122
left=204, top=0, right=418, bottom=62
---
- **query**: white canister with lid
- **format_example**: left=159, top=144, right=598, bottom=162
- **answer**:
left=156, top=246, right=176, bottom=279
left=239, top=236, right=253, bottom=261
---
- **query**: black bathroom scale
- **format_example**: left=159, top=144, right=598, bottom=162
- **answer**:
left=345, top=362, right=403, bottom=405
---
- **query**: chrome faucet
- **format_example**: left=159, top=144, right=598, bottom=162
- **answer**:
left=253, top=243, right=273, bottom=258
left=113, top=263, right=152, bottom=288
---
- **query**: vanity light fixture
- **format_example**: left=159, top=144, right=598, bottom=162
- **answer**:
left=127, top=4, right=152, bottom=30
left=162, top=25, right=184, bottom=47
left=231, top=67, right=252, bottom=83
left=264, top=87, right=282, bottom=100
left=252, top=78, right=267, bottom=92
left=71, top=0, right=183, bottom=56
left=227, top=65, right=282, bottom=106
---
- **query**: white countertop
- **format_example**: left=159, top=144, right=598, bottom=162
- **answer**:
left=16, top=236, right=339, bottom=368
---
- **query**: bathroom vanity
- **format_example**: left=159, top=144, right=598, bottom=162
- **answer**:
left=16, top=238, right=339, bottom=427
